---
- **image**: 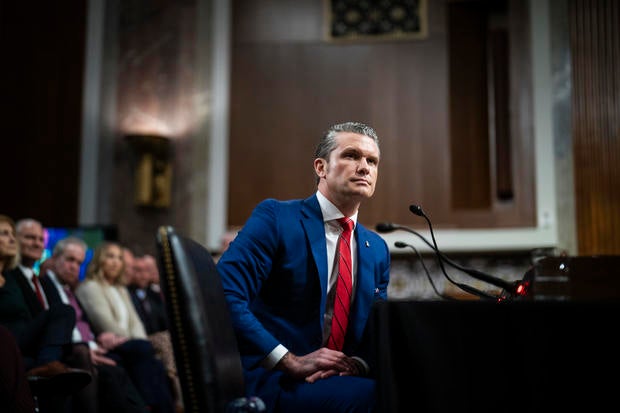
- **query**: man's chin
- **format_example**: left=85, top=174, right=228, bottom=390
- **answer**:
left=349, top=189, right=374, bottom=199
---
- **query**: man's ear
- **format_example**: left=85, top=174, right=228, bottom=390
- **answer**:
left=313, top=158, right=327, bottom=178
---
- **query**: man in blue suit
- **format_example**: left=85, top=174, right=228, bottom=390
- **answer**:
left=217, top=121, right=390, bottom=413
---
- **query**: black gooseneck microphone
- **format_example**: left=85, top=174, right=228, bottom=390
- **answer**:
left=379, top=225, right=501, bottom=300
left=407, top=204, right=520, bottom=298
left=393, top=241, right=456, bottom=301
left=377, top=222, right=518, bottom=294
left=377, top=207, right=525, bottom=299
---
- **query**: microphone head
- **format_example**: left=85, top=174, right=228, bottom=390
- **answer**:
left=394, top=241, right=408, bottom=248
left=409, top=204, right=424, bottom=217
left=375, top=222, right=396, bottom=233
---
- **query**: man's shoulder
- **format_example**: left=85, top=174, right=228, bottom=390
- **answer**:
left=256, top=196, right=308, bottom=208
left=252, top=197, right=314, bottom=218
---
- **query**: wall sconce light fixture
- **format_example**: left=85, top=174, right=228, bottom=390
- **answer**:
left=125, top=134, right=173, bottom=209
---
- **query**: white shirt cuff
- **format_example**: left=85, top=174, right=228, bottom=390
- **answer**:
left=261, top=344, right=289, bottom=370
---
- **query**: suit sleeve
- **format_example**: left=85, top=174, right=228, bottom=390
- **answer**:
left=217, top=199, right=282, bottom=366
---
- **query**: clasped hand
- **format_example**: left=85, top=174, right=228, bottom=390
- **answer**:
left=277, top=347, right=364, bottom=383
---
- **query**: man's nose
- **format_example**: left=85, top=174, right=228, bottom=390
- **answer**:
left=358, top=158, right=370, bottom=172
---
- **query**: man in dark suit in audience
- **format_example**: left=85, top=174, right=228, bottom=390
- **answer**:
left=46, top=236, right=174, bottom=413
left=8, top=218, right=148, bottom=413
left=128, top=254, right=168, bottom=335
left=3, top=218, right=91, bottom=412
left=127, top=252, right=183, bottom=411
left=1, top=258, right=77, bottom=374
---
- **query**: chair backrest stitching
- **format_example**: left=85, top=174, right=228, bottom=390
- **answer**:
left=158, top=226, right=199, bottom=411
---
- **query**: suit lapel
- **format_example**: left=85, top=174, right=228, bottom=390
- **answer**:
left=349, top=225, right=375, bottom=343
left=9, top=268, right=43, bottom=316
left=40, top=275, right=62, bottom=306
left=300, top=195, right=329, bottom=322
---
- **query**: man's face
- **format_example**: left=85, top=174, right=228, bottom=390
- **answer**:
left=143, top=255, right=160, bottom=284
left=133, top=257, right=151, bottom=288
left=316, top=132, right=380, bottom=202
left=54, top=243, right=85, bottom=289
left=16, top=222, right=45, bottom=263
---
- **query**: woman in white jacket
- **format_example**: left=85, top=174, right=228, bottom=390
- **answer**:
left=77, top=241, right=182, bottom=411
left=76, top=241, right=146, bottom=339
left=76, top=241, right=178, bottom=412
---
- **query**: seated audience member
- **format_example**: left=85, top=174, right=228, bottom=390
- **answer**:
left=0, top=215, right=90, bottom=412
left=75, top=241, right=175, bottom=413
left=43, top=239, right=151, bottom=413
left=128, top=254, right=168, bottom=335
left=0, top=215, right=35, bottom=412
left=0, top=216, right=82, bottom=373
left=76, top=242, right=147, bottom=338
left=129, top=253, right=182, bottom=409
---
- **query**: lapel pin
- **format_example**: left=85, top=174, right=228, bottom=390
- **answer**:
left=365, top=240, right=370, bottom=248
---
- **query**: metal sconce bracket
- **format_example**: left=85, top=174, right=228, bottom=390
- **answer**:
left=125, top=134, right=173, bottom=209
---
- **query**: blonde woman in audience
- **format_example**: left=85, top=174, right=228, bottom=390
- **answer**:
left=77, top=241, right=182, bottom=412
left=76, top=241, right=147, bottom=340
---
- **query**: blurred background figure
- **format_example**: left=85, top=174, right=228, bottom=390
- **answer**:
left=129, top=253, right=182, bottom=411
left=1, top=216, right=91, bottom=413
left=0, top=214, right=36, bottom=412
left=76, top=242, right=146, bottom=339
left=44, top=236, right=149, bottom=412
left=76, top=241, right=175, bottom=413
left=0, top=214, right=19, bottom=281
left=129, top=254, right=167, bottom=332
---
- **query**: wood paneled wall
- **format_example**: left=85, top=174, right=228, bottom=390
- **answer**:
left=569, top=0, right=620, bottom=254
left=228, top=0, right=535, bottom=231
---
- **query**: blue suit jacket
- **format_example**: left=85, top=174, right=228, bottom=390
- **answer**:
left=217, top=195, right=390, bottom=408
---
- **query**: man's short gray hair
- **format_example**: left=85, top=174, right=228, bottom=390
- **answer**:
left=314, top=121, right=380, bottom=160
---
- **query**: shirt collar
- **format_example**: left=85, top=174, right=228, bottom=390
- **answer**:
left=316, top=190, right=358, bottom=228
left=46, top=270, right=62, bottom=289
left=18, top=264, right=34, bottom=280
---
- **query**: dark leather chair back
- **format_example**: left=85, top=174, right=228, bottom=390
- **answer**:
left=156, top=226, right=263, bottom=413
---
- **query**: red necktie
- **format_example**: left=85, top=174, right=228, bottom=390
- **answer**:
left=32, top=275, right=46, bottom=308
left=327, top=217, right=354, bottom=351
